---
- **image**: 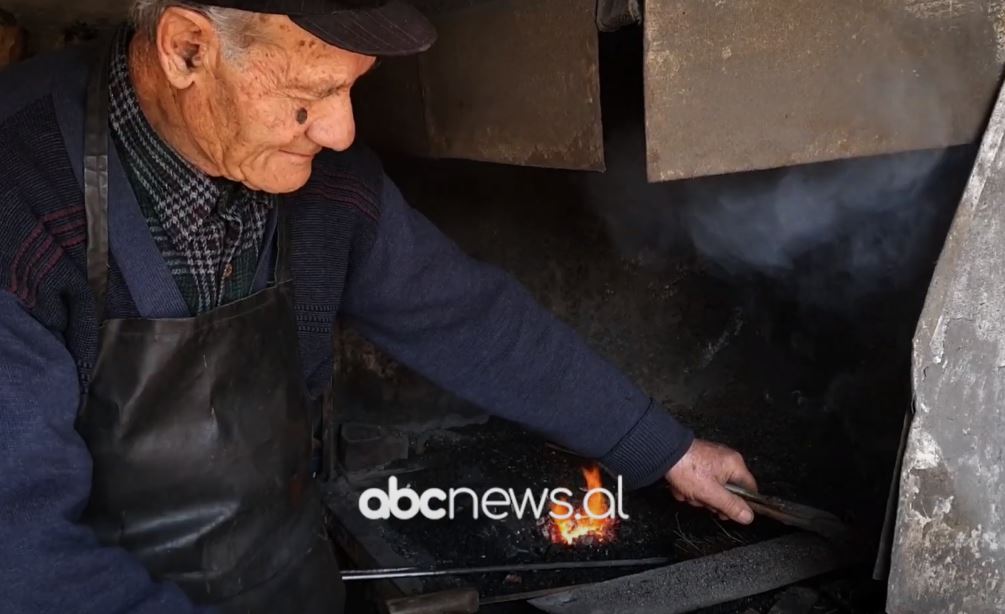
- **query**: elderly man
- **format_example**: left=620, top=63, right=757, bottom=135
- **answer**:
left=0, top=1, right=757, bottom=612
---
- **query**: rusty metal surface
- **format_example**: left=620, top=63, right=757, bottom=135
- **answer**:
left=356, top=0, right=605, bottom=171
left=887, top=74, right=1005, bottom=613
left=644, top=0, right=1005, bottom=182
left=421, top=0, right=603, bottom=170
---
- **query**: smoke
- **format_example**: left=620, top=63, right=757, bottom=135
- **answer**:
left=582, top=125, right=963, bottom=312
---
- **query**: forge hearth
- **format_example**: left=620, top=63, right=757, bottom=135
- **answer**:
left=323, top=413, right=873, bottom=614
left=325, top=416, right=802, bottom=610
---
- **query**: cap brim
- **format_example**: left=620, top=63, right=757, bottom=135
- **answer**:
left=292, top=0, right=436, bottom=57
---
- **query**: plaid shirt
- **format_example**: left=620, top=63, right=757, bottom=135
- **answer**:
left=107, top=28, right=274, bottom=315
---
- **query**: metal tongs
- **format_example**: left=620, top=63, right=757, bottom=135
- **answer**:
left=725, top=484, right=855, bottom=544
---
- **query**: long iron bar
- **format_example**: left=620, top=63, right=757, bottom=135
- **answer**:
left=341, top=556, right=672, bottom=581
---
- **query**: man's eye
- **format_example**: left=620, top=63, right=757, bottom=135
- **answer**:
left=288, top=89, right=321, bottom=101
left=290, top=86, right=343, bottom=101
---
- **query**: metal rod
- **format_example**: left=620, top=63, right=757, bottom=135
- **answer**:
left=341, top=556, right=672, bottom=581
left=724, top=484, right=854, bottom=543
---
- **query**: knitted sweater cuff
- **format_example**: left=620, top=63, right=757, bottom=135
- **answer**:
left=599, top=400, right=695, bottom=490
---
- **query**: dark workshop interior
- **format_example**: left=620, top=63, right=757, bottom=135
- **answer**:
left=0, top=2, right=988, bottom=613
left=328, top=27, right=975, bottom=614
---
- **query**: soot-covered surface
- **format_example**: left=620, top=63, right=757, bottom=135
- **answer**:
left=332, top=419, right=785, bottom=597
left=330, top=30, right=976, bottom=606
left=326, top=139, right=973, bottom=612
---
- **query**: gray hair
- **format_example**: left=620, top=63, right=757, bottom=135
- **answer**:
left=131, top=1, right=260, bottom=56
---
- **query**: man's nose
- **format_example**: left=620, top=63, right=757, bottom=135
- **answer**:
left=305, top=98, right=357, bottom=152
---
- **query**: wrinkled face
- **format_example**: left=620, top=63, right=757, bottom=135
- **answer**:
left=156, top=12, right=377, bottom=193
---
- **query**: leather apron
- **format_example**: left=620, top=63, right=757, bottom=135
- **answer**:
left=76, top=44, right=344, bottom=614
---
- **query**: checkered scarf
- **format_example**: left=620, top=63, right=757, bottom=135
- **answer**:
left=107, top=27, right=274, bottom=315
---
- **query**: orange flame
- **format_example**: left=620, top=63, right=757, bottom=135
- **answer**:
left=548, top=466, right=618, bottom=546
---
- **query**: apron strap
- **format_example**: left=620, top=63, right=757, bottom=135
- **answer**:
left=84, top=40, right=113, bottom=321
left=275, top=208, right=293, bottom=286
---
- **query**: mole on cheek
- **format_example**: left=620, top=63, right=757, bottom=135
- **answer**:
left=296, top=108, right=309, bottom=124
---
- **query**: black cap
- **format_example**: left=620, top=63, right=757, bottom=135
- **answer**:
left=203, top=0, right=436, bottom=56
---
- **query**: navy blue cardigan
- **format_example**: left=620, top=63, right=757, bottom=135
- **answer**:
left=0, top=46, right=693, bottom=613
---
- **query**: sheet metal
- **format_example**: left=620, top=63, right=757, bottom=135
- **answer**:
left=887, top=69, right=1005, bottom=612
left=356, top=0, right=604, bottom=171
left=644, top=0, right=1005, bottom=182
left=530, top=533, right=851, bottom=614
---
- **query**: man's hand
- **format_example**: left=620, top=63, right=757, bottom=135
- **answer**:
left=665, top=439, right=758, bottom=525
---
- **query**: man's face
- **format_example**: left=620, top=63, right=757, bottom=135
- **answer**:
left=163, top=14, right=377, bottom=194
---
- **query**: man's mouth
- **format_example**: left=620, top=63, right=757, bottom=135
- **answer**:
left=281, top=149, right=319, bottom=160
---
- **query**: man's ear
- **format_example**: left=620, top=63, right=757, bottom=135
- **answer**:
left=155, top=7, right=222, bottom=89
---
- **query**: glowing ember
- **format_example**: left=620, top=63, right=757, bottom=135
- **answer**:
left=547, top=466, right=619, bottom=546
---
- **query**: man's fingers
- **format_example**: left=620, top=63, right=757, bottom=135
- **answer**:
left=727, top=459, right=759, bottom=494
left=665, top=439, right=761, bottom=525
left=700, top=484, right=754, bottom=525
